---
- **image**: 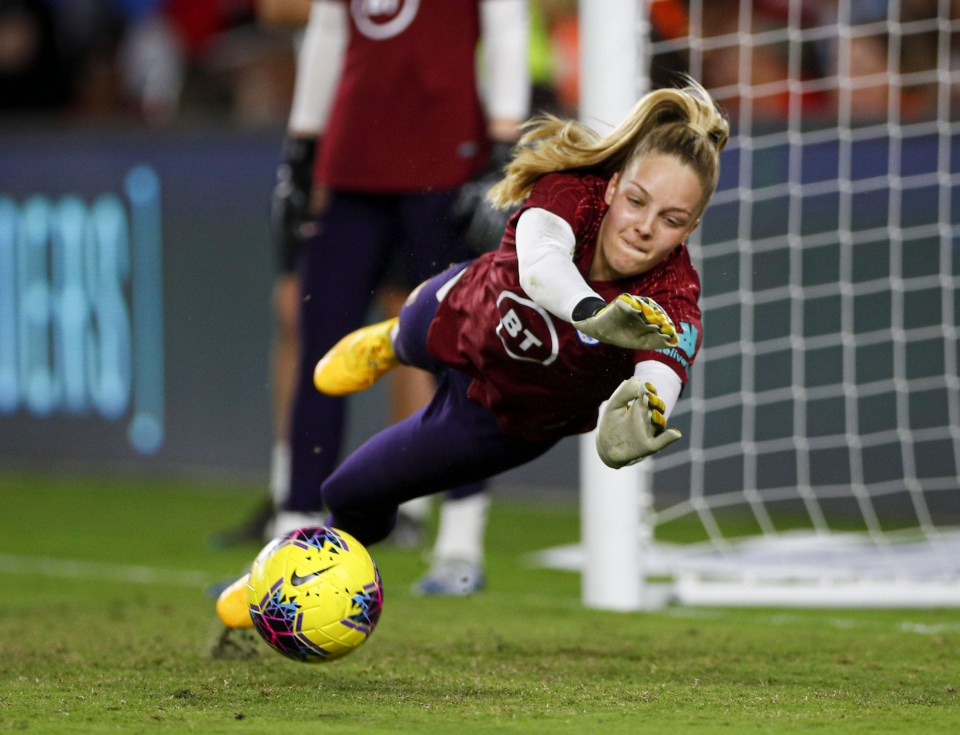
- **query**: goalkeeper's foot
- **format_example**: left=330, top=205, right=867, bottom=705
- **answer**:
left=215, top=573, right=254, bottom=630
left=314, top=318, right=400, bottom=396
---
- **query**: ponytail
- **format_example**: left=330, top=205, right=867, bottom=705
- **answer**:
left=489, top=76, right=729, bottom=216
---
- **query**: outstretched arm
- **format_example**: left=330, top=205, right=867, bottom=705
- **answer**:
left=515, top=208, right=679, bottom=350
left=596, top=361, right=683, bottom=469
left=515, top=207, right=601, bottom=318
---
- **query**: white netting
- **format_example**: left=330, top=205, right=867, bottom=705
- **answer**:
left=545, top=1, right=960, bottom=607
left=648, top=0, right=960, bottom=601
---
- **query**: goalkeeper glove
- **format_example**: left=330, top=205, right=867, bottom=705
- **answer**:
left=596, top=378, right=682, bottom=469
left=270, top=135, right=318, bottom=261
left=450, top=140, right=516, bottom=254
left=573, top=294, right=679, bottom=350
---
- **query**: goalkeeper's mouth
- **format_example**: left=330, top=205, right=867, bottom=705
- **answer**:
left=616, top=236, right=653, bottom=261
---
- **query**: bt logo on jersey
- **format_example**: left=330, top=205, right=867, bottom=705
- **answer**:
left=495, top=292, right=558, bottom=366
left=352, top=0, right=418, bottom=39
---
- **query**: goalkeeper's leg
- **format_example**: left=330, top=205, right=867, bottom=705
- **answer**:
left=320, top=368, right=556, bottom=547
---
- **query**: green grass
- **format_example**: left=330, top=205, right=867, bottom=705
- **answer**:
left=1, top=470, right=958, bottom=734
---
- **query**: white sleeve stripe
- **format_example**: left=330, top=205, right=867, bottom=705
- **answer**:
left=288, top=0, right=347, bottom=135
left=633, top=360, right=683, bottom=420
left=515, top=208, right=603, bottom=321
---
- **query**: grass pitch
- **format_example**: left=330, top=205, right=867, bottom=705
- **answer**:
left=1, top=470, right=958, bottom=734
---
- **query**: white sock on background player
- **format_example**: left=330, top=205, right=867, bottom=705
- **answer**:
left=430, top=493, right=490, bottom=568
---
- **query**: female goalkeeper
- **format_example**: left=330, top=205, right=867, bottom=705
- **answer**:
left=302, top=78, right=730, bottom=546
left=216, top=78, right=728, bottom=626
left=216, top=79, right=729, bottom=631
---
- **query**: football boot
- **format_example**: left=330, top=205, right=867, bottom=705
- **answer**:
left=314, top=317, right=400, bottom=396
left=215, top=572, right=254, bottom=629
left=411, top=559, right=486, bottom=597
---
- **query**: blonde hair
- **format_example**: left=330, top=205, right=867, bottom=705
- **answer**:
left=489, top=77, right=729, bottom=221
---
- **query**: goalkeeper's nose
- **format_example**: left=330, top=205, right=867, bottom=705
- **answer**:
left=633, top=211, right=656, bottom=240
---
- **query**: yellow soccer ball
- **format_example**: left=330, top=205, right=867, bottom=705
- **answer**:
left=247, top=526, right=383, bottom=663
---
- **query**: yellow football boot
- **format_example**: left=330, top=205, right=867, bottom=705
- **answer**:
left=215, top=573, right=254, bottom=629
left=314, top=317, right=400, bottom=396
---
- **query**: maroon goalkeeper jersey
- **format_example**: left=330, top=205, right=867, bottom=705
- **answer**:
left=427, top=172, right=704, bottom=440
left=317, top=0, right=487, bottom=192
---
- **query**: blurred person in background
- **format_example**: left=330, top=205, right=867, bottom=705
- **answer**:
left=687, top=0, right=828, bottom=120
left=0, top=0, right=73, bottom=111
left=117, top=0, right=293, bottom=126
left=46, top=0, right=294, bottom=127
left=2, top=0, right=295, bottom=125
left=655, top=0, right=955, bottom=124
left=219, top=0, right=530, bottom=597
left=815, top=0, right=946, bottom=121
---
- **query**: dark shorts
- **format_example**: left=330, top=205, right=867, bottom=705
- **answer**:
left=393, top=260, right=473, bottom=372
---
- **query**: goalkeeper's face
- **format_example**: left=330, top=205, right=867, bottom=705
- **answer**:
left=594, top=153, right=703, bottom=280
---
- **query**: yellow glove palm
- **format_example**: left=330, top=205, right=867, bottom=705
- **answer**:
left=596, top=378, right=682, bottom=469
left=573, top=294, right=679, bottom=350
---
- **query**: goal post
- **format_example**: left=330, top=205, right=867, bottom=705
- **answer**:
left=576, top=0, right=650, bottom=612
left=565, top=0, right=960, bottom=610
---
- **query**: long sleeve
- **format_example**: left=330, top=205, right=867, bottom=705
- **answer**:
left=479, top=0, right=531, bottom=125
left=515, top=207, right=604, bottom=321
left=287, top=0, right=348, bottom=136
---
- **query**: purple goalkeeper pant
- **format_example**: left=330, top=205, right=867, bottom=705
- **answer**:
left=286, top=190, right=479, bottom=514
left=321, top=263, right=559, bottom=546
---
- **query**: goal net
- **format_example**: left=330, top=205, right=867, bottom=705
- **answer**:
left=537, top=0, right=960, bottom=608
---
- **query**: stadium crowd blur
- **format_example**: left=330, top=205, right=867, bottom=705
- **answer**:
left=0, top=0, right=296, bottom=125
left=676, top=0, right=960, bottom=123
left=2, top=0, right=957, bottom=129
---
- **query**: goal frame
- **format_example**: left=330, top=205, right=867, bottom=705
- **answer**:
left=571, top=0, right=960, bottom=611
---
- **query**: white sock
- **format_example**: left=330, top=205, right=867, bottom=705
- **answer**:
left=269, top=441, right=291, bottom=509
left=398, top=496, right=432, bottom=523
left=431, top=493, right=490, bottom=567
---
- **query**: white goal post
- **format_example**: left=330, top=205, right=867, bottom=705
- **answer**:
left=548, top=0, right=960, bottom=610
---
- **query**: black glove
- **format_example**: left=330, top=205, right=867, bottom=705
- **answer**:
left=270, top=135, right=317, bottom=270
left=450, top=140, right=517, bottom=254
